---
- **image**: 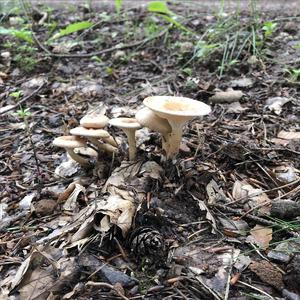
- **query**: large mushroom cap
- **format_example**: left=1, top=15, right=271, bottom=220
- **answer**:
left=143, top=96, right=211, bottom=121
left=135, top=107, right=171, bottom=135
left=109, top=118, right=141, bottom=130
left=70, top=127, right=110, bottom=138
left=80, top=115, right=109, bottom=129
left=53, top=136, right=86, bottom=148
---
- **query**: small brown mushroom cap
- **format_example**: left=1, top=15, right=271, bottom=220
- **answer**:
left=53, top=136, right=86, bottom=148
left=135, top=107, right=171, bottom=135
left=109, top=118, right=142, bottom=130
left=70, top=127, right=110, bottom=138
left=80, top=115, right=109, bottom=129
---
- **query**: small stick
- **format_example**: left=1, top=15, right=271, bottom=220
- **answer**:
left=237, top=280, right=276, bottom=300
left=0, top=82, right=46, bottom=115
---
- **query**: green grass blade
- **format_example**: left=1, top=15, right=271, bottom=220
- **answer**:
left=49, top=21, right=93, bottom=41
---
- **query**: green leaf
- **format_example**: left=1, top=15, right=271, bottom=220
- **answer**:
left=50, top=21, right=93, bottom=40
left=115, top=0, right=122, bottom=13
left=147, top=1, right=173, bottom=15
left=0, top=26, right=33, bottom=43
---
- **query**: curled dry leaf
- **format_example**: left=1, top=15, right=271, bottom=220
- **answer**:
left=232, top=180, right=271, bottom=215
left=206, top=179, right=229, bottom=205
left=247, top=225, right=272, bottom=250
left=265, top=97, right=290, bottom=115
left=63, top=183, right=85, bottom=211
left=272, top=165, right=299, bottom=183
left=94, top=195, right=136, bottom=237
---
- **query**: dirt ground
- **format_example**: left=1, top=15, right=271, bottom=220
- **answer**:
left=0, top=0, right=300, bottom=299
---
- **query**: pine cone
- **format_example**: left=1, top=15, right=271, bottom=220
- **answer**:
left=128, top=227, right=164, bottom=259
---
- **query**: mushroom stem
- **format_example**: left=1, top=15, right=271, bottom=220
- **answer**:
left=87, top=137, right=118, bottom=154
left=66, top=149, right=90, bottom=167
left=124, top=130, right=137, bottom=161
left=161, top=134, right=169, bottom=154
left=166, top=122, right=184, bottom=159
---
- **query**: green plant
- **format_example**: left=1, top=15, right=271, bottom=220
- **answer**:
left=147, top=1, right=190, bottom=32
left=9, top=90, right=23, bottom=100
left=195, top=41, right=220, bottom=59
left=14, top=54, right=37, bottom=72
left=0, top=26, right=33, bottom=43
left=115, top=0, right=122, bottom=14
left=262, top=21, right=277, bottom=37
left=49, top=21, right=93, bottom=41
left=16, top=107, right=31, bottom=118
left=287, top=68, right=300, bottom=81
left=144, top=19, right=161, bottom=37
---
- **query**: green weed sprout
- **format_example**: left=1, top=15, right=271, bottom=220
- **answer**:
left=9, top=90, right=23, bottom=100
left=262, top=21, right=277, bottom=37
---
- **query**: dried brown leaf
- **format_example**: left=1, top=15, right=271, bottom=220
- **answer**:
left=248, top=225, right=272, bottom=250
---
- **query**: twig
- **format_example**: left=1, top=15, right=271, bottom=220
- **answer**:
left=213, top=203, right=275, bottom=226
left=224, top=249, right=234, bottom=300
left=34, top=28, right=169, bottom=58
left=0, top=82, right=46, bottom=115
left=237, top=280, right=276, bottom=300
left=85, top=281, right=130, bottom=300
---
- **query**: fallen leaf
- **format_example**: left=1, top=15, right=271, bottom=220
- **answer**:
left=248, top=225, right=272, bottom=250
left=278, top=131, right=300, bottom=140
left=206, top=179, right=229, bottom=205
left=218, top=217, right=249, bottom=237
left=226, top=101, right=247, bottom=113
left=19, top=192, right=36, bottom=211
left=63, top=183, right=85, bottom=211
left=232, top=180, right=271, bottom=215
left=265, top=97, right=290, bottom=115
left=94, top=195, right=136, bottom=237
left=273, top=165, right=299, bottom=183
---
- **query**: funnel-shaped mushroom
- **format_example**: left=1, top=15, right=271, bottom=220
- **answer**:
left=70, top=127, right=117, bottom=155
left=53, top=136, right=90, bottom=167
left=135, top=107, right=171, bottom=153
left=109, top=118, right=141, bottom=161
left=143, top=96, right=211, bottom=159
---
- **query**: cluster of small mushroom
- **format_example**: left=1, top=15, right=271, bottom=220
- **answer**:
left=53, top=96, right=211, bottom=165
left=53, top=114, right=118, bottom=167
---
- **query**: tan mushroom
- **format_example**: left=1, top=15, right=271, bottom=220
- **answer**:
left=135, top=107, right=171, bottom=153
left=53, top=136, right=90, bottom=167
left=80, top=115, right=118, bottom=147
left=80, top=115, right=109, bottom=128
left=109, top=118, right=141, bottom=161
left=70, top=127, right=117, bottom=154
left=143, top=96, right=211, bottom=159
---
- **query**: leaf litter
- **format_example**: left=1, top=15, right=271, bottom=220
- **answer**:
left=0, top=1, right=300, bottom=299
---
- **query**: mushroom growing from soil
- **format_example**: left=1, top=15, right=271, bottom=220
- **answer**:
left=143, top=96, right=211, bottom=159
left=80, top=115, right=118, bottom=147
left=53, top=136, right=90, bottom=167
left=135, top=107, right=171, bottom=153
left=70, top=127, right=117, bottom=155
left=109, top=118, right=141, bottom=161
